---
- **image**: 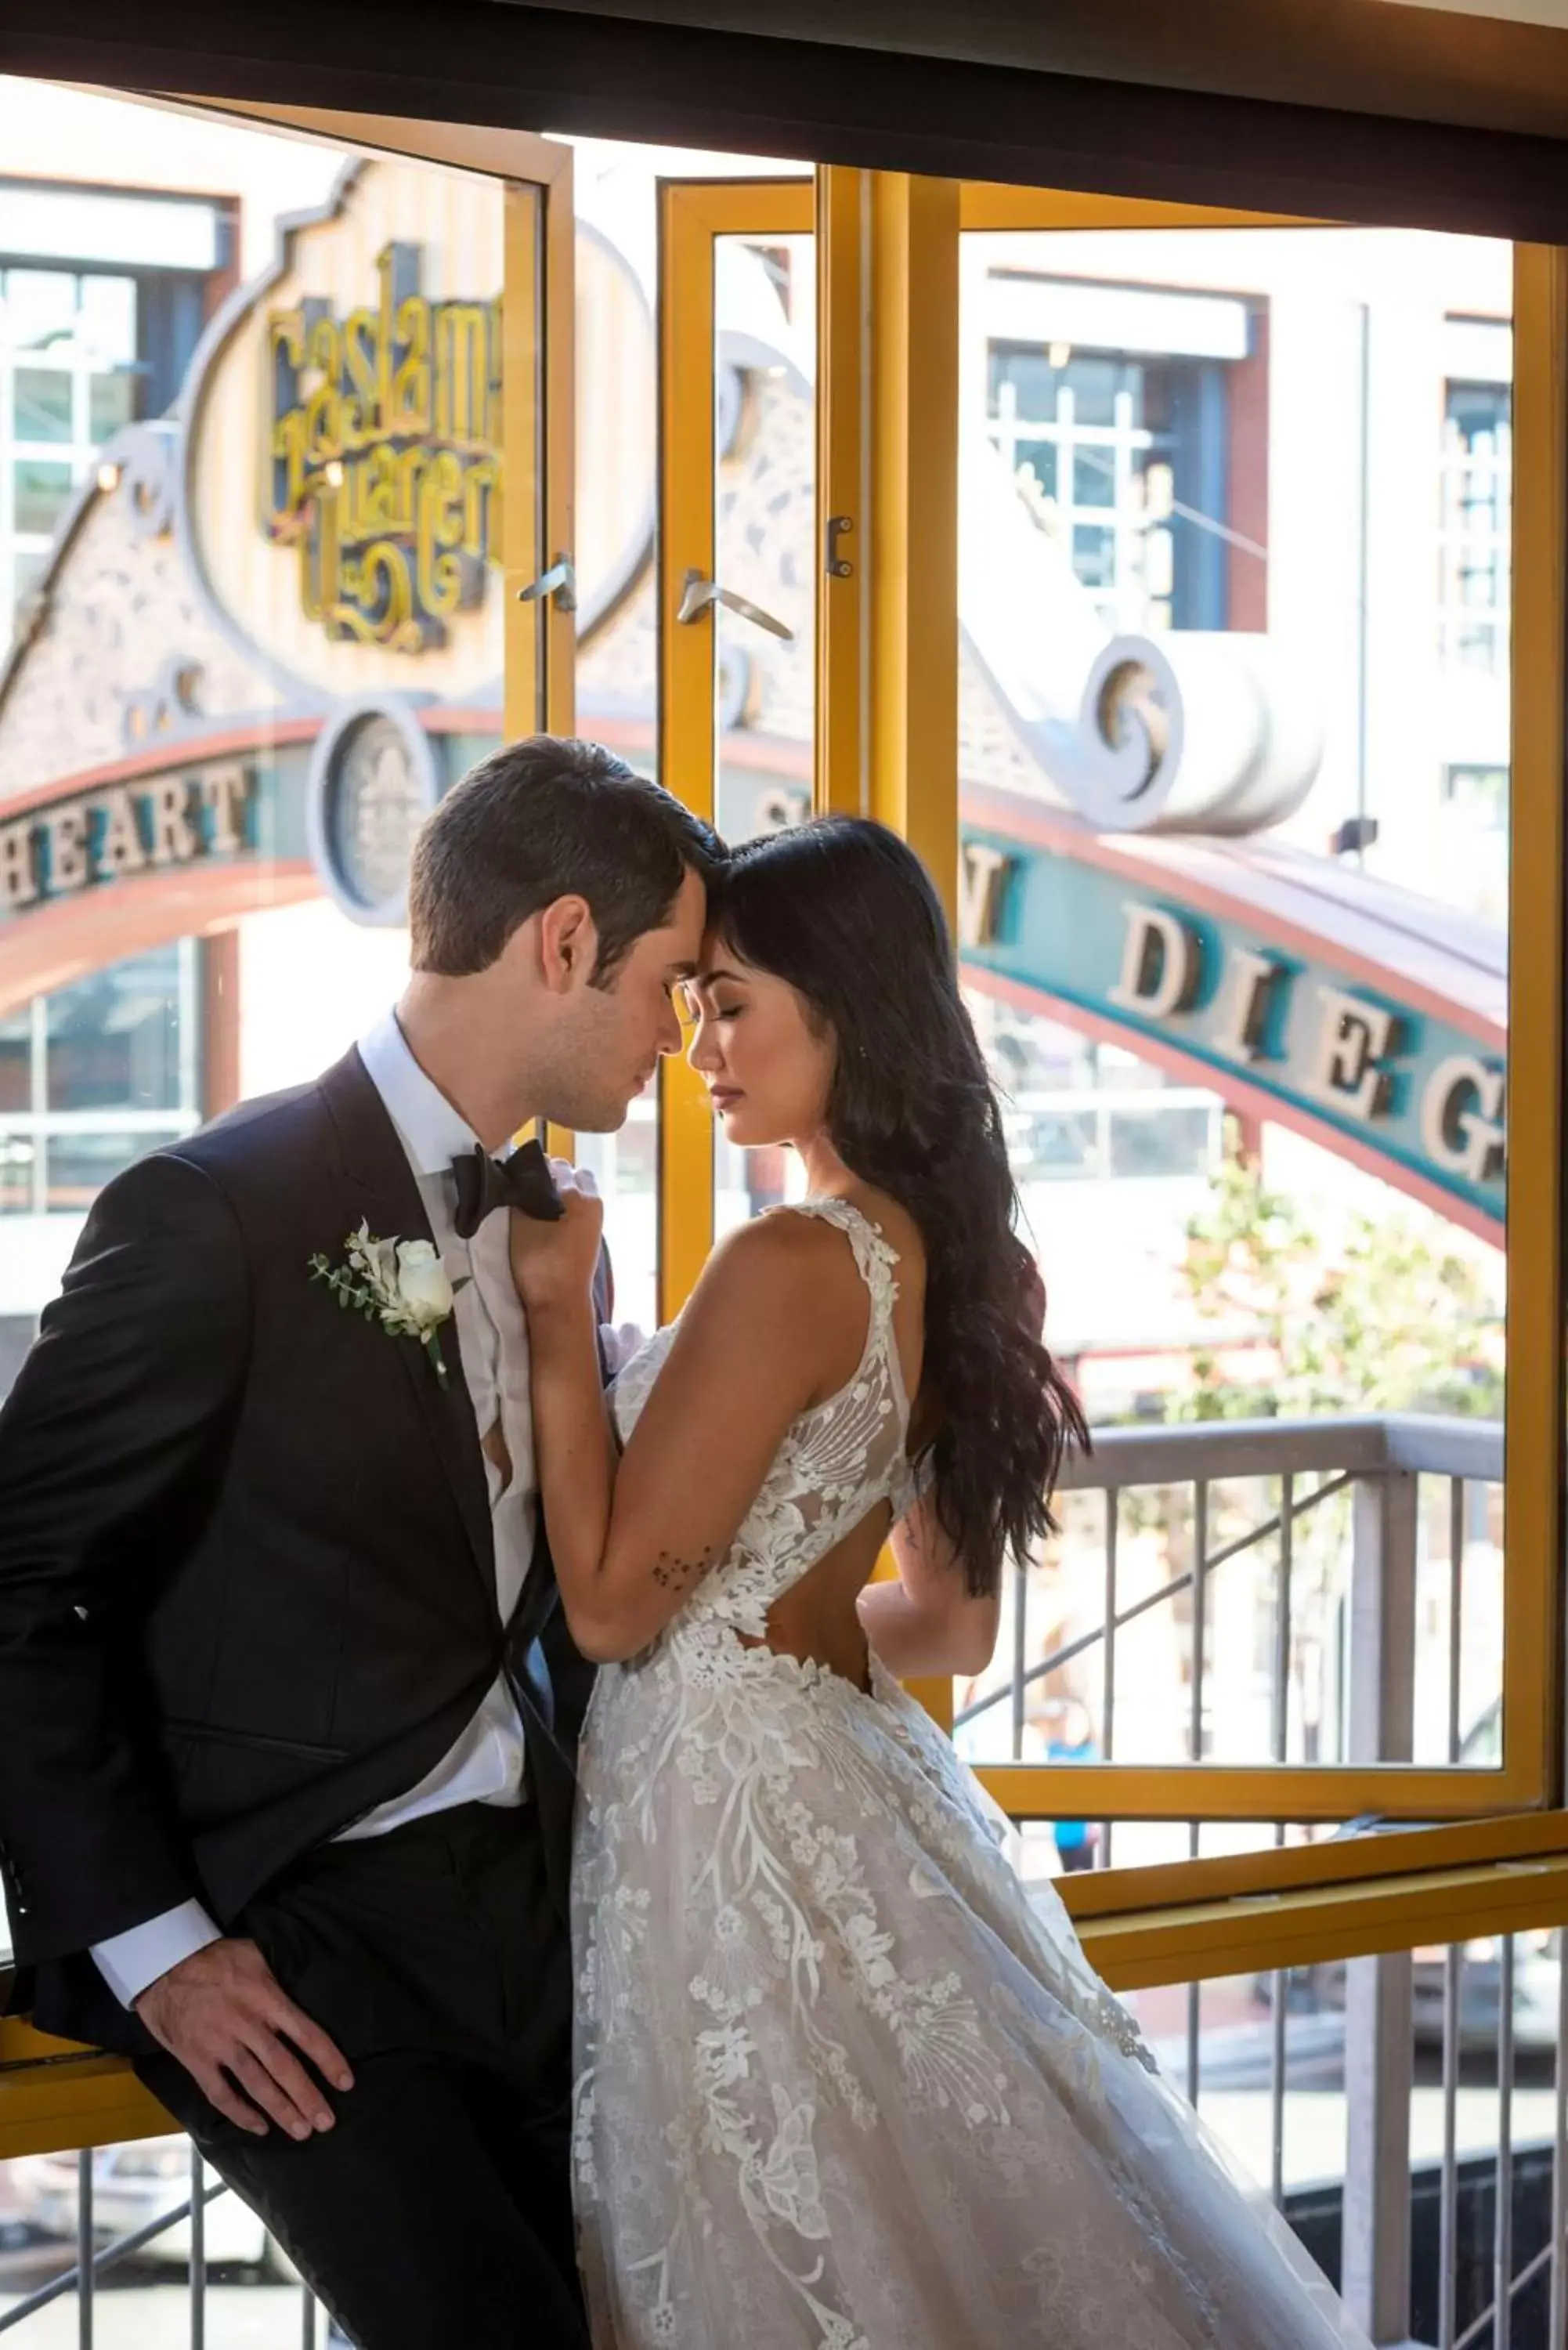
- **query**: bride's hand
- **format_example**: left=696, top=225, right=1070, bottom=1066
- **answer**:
left=509, top=1160, right=605, bottom=1313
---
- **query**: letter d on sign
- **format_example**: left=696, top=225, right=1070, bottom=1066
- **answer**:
left=1108, top=903, right=1201, bottom=1021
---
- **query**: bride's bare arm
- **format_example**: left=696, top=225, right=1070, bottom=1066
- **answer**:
left=858, top=1499, right=1002, bottom=1679
left=513, top=1197, right=865, bottom=1663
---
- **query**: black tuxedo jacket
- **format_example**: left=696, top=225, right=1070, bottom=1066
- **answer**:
left=0, top=1047, right=601, bottom=2054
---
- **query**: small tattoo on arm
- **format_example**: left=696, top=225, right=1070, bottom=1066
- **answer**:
left=651, top=1548, right=713, bottom=1592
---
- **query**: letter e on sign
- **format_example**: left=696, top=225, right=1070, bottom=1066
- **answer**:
left=42, top=806, right=89, bottom=894
left=94, top=789, right=150, bottom=882
left=1305, top=986, right=1399, bottom=1122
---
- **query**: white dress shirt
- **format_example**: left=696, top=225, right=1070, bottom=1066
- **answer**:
left=92, top=1014, right=544, bottom=2008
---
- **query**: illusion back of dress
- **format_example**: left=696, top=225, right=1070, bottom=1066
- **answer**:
left=609, top=1195, right=921, bottom=1642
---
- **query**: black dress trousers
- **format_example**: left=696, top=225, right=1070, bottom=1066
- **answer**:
left=137, top=1802, right=587, bottom=2350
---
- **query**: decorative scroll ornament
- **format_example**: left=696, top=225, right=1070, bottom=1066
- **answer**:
left=114, top=422, right=179, bottom=544
left=960, top=432, right=1323, bottom=837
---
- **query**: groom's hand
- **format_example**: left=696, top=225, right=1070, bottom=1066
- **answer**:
left=135, top=1938, right=354, bottom=2140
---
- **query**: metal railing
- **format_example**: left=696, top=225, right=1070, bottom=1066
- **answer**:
left=7, top=1936, right=1566, bottom=2348
left=0, top=2147, right=330, bottom=2341
left=1138, top=1926, right=1568, bottom=2349
left=959, top=1412, right=1505, bottom=1833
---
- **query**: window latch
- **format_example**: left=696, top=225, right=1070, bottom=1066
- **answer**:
left=518, top=554, right=577, bottom=614
left=676, top=569, right=793, bottom=643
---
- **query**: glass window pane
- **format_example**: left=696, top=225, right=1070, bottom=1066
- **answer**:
left=573, top=1100, right=659, bottom=1340
left=1014, top=1106, right=1099, bottom=1178
left=1073, top=446, right=1117, bottom=508
left=1106, top=1104, right=1215, bottom=1180
left=0, top=97, right=569, bottom=1977
left=0, top=1315, right=34, bottom=1399
left=709, top=228, right=817, bottom=1243
left=1071, top=522, right=1116, bottom=588
left=1440, top=374, right=1511, bottom=681
left=1065, top=356, right=1122, bottom=428
left=710, top=233, right=815, bottom=851
left=45, top=949, right=184, bottom=1113
left=45, top=1130, right=179, bottom=1213
left=1013, top=438, right=1058, bottom=503
left=0, top=1006, right=30, bottom=1114
left=13, top=458, right=73, bottom=536
left=0, top=1135, right=35, bottom=1214
left=4, top=266, right=77, bottom=349
left=89, top=370, right=136, bottom=444
left=11, top=548, right=47, bottom=614
left=959, top=220, right=1512, bottom=1784
left=988, top=342, right=1057, bottom=414
left=77, top=273, right=137, bottom=367
left=13, top=365, right=73, bottom=443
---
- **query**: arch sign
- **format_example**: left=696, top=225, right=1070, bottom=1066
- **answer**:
left=0, top=152, right=1506, bottom=1246
left=958, top=786, right=1506, bottom=1239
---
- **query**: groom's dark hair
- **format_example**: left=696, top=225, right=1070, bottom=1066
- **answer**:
left=410, top=736, right=724, bottom=982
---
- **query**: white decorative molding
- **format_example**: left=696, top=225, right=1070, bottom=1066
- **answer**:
left=959, top=430, right=1324, bottom=835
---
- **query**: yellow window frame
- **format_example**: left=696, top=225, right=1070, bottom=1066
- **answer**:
left=811, top=174, right=1568, bottom=1824
left=656, top=178, right=815, bottom=1320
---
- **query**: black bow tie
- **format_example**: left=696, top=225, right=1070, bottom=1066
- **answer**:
left=450, top=1140, right=565, bottom=1240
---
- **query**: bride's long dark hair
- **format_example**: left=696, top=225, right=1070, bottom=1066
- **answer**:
left=714, top=815, right=1088, bottom=1597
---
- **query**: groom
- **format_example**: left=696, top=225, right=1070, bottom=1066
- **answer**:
left=0, top=737, right=720, bottom=2347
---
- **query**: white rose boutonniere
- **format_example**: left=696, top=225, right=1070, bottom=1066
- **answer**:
left=392, top=1238, right=455, bottom=1327
left=309, top=1221, right=468, bottom=1387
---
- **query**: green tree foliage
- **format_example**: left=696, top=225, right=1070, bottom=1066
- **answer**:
left=1169, top=1153, right=1504, bottom=1424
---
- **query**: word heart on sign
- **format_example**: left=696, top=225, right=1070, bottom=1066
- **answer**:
left=0, top=765, right=253, bottom=913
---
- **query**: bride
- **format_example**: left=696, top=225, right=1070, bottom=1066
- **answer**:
left=509, top=815, right=1371, bottom=2348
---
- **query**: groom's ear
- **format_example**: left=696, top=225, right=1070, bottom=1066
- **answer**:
left=537, top=894, right=599, bottom=994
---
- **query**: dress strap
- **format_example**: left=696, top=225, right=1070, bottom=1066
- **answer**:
left=788, top=1194, right=899, bottom=1298
left=784, top=1197, right=902, bottom=1376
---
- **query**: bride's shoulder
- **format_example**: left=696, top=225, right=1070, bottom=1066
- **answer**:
left=672, top=1209, right=901, bottom=1409
left=710, top=1203, right=860, bottom=1285
left=695, top=1207, right=877, bottom=1337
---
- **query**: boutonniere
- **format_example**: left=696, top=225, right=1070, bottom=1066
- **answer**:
left=309, top=1222, right=468, bottom=1388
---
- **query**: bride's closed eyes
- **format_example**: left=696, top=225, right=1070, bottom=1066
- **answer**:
left=678, top=980, right=748, bottom=1028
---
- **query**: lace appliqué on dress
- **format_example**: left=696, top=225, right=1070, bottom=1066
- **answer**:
left=573, top=1198, right=1371, bottom=2350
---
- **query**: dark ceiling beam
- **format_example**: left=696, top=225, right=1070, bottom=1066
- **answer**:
left=495, top=0, right=1568, bottom=145
left=5, top=0, right=1568, bottom=240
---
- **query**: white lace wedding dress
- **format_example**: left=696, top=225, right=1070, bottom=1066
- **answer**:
left=571, top=1198, right=1371, bottom=2348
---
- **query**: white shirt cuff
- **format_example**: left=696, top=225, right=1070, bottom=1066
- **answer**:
left=91, top=1900, right=222, bottom=2010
